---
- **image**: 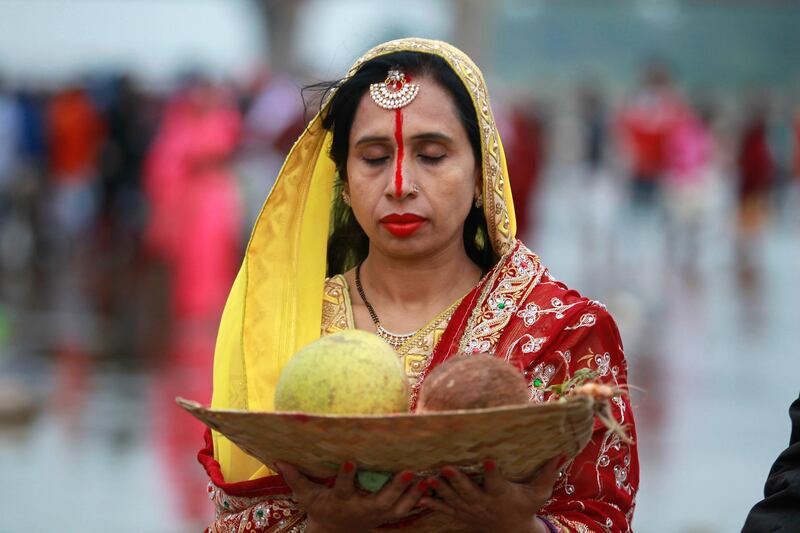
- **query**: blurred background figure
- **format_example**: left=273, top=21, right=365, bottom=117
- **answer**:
left=576, top=80, right=621, bottom=286
left=44, top=83, right=104, bottom=265
left=0, top=75, right=25, bottom=277
left=617, top=59, right=685, bottom=214
left=735, top=93, right=774, bottom=284
left=614, top=59, right=687, bottom=301
left=0, top=1, right=797, bottom=532
left=500, top=96, right=545, bottom=242
left=236, top=70, right=305, bottom=234
left=662, top=98, right=718, bottom=279
left=143, top=74, right=242, bottom=526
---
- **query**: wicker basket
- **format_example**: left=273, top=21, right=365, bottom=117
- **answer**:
left=177, top=396, right=597, bottom=481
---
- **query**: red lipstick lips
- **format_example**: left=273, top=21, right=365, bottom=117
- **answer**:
left=380, top=213, right=426, bottom=237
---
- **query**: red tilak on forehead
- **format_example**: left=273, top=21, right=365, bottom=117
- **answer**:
left=394, top=108, right=404, bottom=198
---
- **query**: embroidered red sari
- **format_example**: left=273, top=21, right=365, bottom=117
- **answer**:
left=198, top=241, right=639, bottom=532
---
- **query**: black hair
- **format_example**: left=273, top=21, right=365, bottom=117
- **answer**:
left=304, top=51, right=496, bottom=277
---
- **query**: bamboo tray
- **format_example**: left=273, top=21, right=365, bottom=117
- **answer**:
left=177, top=395, right=597, bottom=480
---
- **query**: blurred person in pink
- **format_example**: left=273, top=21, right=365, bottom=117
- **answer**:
left=663, top=102, right=718, bottom=275
left=144, top=76, right=243, bottom=323
left=143, top=76, right=243, bottom=525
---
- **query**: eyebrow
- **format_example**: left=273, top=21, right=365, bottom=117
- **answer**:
left=354, top=132, right=454, bottom=147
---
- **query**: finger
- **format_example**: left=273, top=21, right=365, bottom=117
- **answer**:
left=418, top=496, right=457, bottom=516
left=389, top=476, right=428, bottom=517
left=274, top=461, right=319, bottom=503
left=529, top=457, right=561, bottom=490
left=428, top=476, right=469, bottom=511
left=374, top=470, right=416, bottom=509
left=439, top=466, right=482, bottom=503
left=481, top=459, right=507, bottom=496
left=333, top=460, right=356, bottom=499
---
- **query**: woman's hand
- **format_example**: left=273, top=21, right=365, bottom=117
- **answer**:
left=419, top=457, right=562, bottom=533
left=275, top=460, right=425, bottom=533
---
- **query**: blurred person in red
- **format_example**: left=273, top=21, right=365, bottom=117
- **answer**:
left=735, top=94, right=774, bottom=281
left=503, top=99, right=544, bottom=242
left=143, top=75, right=243, bottom=525
left=617, top=58, right=685, bottom=211
left=44, top=84, right=105, bottom=261
left=794, top=109, right=800, bottom=182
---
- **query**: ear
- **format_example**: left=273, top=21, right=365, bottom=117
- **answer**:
left=473, top=167, right=482, bottom=200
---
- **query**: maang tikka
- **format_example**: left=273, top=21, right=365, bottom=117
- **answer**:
left=369, top=69, right=420, bottom=109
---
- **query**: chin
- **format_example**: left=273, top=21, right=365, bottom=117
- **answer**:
left=374, top=234, right=434, bottom=258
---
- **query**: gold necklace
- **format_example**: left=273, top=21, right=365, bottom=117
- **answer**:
left=355, top=264, right=418, bottom=349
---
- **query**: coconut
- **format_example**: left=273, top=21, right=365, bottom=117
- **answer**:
left=416, top=354, right=530, bottom=412
left=274, top=329, right=409, bottom=415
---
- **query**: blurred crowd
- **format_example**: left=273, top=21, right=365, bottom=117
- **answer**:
left=0, top=60, right=799, bottom=526
left=1, top=58, right=799, bottom=387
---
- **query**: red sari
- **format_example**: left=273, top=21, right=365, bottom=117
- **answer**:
left=198, top=242, right=639, bottom=532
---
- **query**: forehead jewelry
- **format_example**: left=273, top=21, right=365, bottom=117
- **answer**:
left=369, top=69, right=420, bottom=110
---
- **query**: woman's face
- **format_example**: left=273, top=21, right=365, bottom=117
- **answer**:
left=345, top=75, right=480, bottom=260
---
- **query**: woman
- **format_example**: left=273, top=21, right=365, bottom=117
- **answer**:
left=198, top=38, right=638, bottom=532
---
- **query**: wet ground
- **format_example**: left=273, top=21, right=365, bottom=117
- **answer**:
left=0, top=167, right=798, bottom=532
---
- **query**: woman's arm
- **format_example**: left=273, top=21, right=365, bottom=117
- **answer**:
left=533, top=306, right=639, bottom=532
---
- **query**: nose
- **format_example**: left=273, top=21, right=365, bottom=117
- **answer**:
left=386, top=153, right=416, bottom=199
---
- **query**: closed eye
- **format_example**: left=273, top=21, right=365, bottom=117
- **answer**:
left=419, top=154, right=446, bottom=164
left=363, top=156, right=390, bottom=167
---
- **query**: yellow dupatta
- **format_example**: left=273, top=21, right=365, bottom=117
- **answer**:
left=211, top=38, right=518, bottom=482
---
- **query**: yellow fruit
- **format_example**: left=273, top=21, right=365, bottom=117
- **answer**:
left=274, top=330, right=409, bottom=415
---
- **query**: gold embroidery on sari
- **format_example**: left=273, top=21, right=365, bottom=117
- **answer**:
left=394, top=298, right=461, bottom=387
left=458, top=243, right=545, bottom=354
left=321, top=274, right=354, bottom=334
left=207, top=481, right=306, bottom=532
left=321, top=275, right=459, bottom=388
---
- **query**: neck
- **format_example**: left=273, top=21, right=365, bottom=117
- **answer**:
left=360, top=240, right=482, bottom=310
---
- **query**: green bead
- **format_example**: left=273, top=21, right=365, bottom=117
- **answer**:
left=497, top=302, right=505, bottom=310
left=223, top=501, right=230, bottom=508
left=255, top=510, right=264, bottom=518
left=533, top=378, right=543, bottom=387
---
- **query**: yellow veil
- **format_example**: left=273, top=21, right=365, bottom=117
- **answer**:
left=211, top=38, right=517, bottom=482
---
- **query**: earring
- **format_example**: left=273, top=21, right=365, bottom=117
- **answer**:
left=342, top=190, right=351, bottom=206
left=474, top=194, right=483, bottom=209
